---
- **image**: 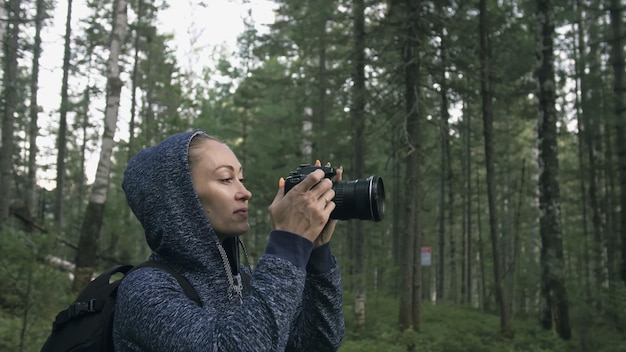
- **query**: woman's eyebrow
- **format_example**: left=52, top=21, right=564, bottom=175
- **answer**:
left=213, top=165, right=243, bottom=173
left=214, top=165, right=235, bottom=171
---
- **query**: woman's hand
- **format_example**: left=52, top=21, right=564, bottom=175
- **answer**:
left=269, top=162, right=336, bottom=243
left=314, top=161, right=342, bottom=247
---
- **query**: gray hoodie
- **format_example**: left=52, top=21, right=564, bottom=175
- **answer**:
left=113, top=130, right=344, bottom=352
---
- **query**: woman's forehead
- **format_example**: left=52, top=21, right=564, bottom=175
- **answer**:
left=195, top=140, right=241, bottom=168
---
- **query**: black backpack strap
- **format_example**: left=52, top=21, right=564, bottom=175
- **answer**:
left=132, top=261, right=203, bottom=307
left=51, top=265, right=134, bottom=330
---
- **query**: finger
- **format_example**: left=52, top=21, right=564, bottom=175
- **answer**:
left=315, top=159, right=322, bottom=166
left=319, top=187, right=335, bottom=208
left=323, top=188, right=336, bottom=203
left=272, top=177, right=286, bottom=202
left=293, top=169, right=326, bottom=192
left=336, top=166, right=343, bottom=181
left=325, top=198, right=336, bottom=212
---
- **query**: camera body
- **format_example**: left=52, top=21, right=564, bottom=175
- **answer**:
left=284, top=164, right=337, bottom=191
left=284, top=164, right=385, bottom=222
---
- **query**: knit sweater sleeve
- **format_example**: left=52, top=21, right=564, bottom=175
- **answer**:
left=286, top=244, right=345, bottom=352
left=113, top=236, right=312, bottom=352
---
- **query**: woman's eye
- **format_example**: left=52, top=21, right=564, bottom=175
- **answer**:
left=239, top=178, right=246, bottom=184
left=219, top=178, right=233, bottom=183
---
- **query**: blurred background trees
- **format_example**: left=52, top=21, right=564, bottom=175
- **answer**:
left=0, top=0, right=624, bottom=351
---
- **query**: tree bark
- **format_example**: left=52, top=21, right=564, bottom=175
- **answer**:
left=478, top=0, right=512, bottom=337
left=436, top=9, right=447, bottom=302
left=575, top=0, right=606, bottom=289
left=0, top=0, right=21, bottom=230
left=73, top=0, right=129, bottom=292
left=128, top=0, right=143, bottom=161
left=609, top=0, right=626, bottom=284
left=462, top=93, right=473, bottom=305
left=26, top=0, right=45, bottom=218
left=351, top=0, right=367, bottom=330
left=437, top=7, right=455, bottom=303
left=315, top=0, right=329, bottom=162
left=396, top=0, right=422, bottom=339
left=536, top=0, right=572, bottom=340
left=573, top=0, right=592, bottom=296
left=54, top=0, right=73, bottom=232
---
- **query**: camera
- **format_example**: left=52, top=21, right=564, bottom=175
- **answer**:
left=283, top=164, right=385, bottom=222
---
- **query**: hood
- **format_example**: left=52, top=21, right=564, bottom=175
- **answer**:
left=122, top=130, right=222, bottom=273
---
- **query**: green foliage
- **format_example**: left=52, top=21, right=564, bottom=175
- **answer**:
left=0, top=229, right=75, bottom=351
left=340, top=295, right=573, bottom=352
left=567, top=286, right=626, bottom=352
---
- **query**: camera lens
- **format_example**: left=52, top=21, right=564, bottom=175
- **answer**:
left=331, top=175, right=385, bottom=221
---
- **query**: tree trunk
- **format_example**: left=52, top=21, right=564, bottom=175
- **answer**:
left=392, top=123, right=403, bottom=278
left=476, top=169, right=487, bottom=311
left=436, top=7, right=455, bottom=303
left=26, top=0, right=45, bottom=218
left=315, top=0, right=329, bottom=162
left=609, top=0, right=626, bottom=284
left=0, top=3, right=5, bottom=48
left=436, top=16, right=447, bottom=302
left=396, top=0, right=422, bottom=340
left=0, top=0, right=21, bottom=230
left=575, top=0, right=606, bottom=289
left=73, top=0, right=129, bottom=292
left=573, top=0, right=592, bottom=297
left=511, top=160, right=526, bottom=314
left=351, top=0, right=367, bottom=330
left=478, top=0, right=512, bottom=337
left=462, top=94, right=473, bottom=305
left=54, top=0, right=74, bottom=232
left=535, top=0, right=572, bottom=340
left=128, top=0, right=144, bottom=161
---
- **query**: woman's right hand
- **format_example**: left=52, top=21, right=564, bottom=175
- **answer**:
left=268, top=169, right=336, bottom=243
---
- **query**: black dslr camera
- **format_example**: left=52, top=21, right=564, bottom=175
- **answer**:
left=284, top=164, right=385, bottom=222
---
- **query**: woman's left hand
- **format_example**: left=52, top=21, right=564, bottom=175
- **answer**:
left=314, top=161, right=343, bottom=248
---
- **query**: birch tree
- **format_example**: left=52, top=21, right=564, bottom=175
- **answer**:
left=535, top=0, right=571, bottom=340
left=73, top=0, right=129, bottom=292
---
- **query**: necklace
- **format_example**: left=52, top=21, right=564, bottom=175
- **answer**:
left=216, top=239, right=245, bottom=303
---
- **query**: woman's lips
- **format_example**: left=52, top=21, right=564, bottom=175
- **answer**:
left=234, top=208, right=248, bottom=217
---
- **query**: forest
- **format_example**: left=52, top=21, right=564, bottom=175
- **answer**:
left=0, top=0, right=625, bottom=351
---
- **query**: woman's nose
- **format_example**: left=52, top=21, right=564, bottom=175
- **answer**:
left=238, top=185, right=252, bottom=200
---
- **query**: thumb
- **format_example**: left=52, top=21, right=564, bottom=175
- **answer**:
left=269, top=177, right=286, bottom=230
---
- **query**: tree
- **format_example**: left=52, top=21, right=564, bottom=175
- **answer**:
left=535, top=0, right=571, bottom=340
left=26, top=0, right=46, bottom=219
left=73, top=0, right=129, bottom=292
left=0, top=0, right=22, bottom=230
left=478, top=0, right=512, bottom=337
left=436, top=1, right=454, bottom=303
left=609, top=0, right=626, bottom=284
left=128, top=0, right=143, bottom=160
left=54, top=0, right=74, bottom=232
left=350, top=0, right=367, bottom=330
left=395, top=0, right=423, bottom=340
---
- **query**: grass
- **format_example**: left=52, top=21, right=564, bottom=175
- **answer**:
left=339, top=293, right=625, bottom=352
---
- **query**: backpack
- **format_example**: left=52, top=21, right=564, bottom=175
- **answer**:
left=40, top=260, right=202, bottom=352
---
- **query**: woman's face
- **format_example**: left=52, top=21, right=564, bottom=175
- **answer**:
left=189, top=139, right=252, bottom=241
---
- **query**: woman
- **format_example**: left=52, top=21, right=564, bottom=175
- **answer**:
left=113, top=130, right=345, bottom=351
